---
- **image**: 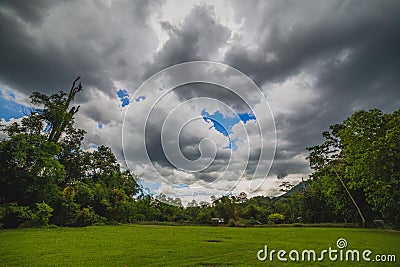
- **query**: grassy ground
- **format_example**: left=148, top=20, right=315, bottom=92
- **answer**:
left=0, top=225, right=399, bottom=266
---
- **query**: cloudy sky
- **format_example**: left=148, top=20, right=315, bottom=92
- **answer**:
left=1, top=0, right=399, bottom=204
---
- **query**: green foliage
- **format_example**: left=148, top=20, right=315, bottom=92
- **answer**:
left=267, top=213, right=285, bottom=224
left=30, top=77, right=83, bottom=143
left=340, top=110, right=400, bottom=225
left=0, top=134, right=65, bottom=206
left=76, top=206, right=107, bottom=226
left=1, top=202, right=54, bottom=228
left=32, top=202, right=54, bottom=226
left=242, top=204, right=261, bottom=220
left=0, top=78, right=140, bottom=228
left=195, top=208, right=212, bottom=224
left=1, top=203, right=33, bottom=228
left=307, top=108, right=400, bottom=227
left=214, top=196, right=238, bottom=222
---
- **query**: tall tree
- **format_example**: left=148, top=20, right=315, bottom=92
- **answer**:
left=0, top=134, right=64, bottom=206
left=1, top=77, right=140, bottom=227
left=31, top=76, right=83, bottom=143
left=307, top=109, right=400, bottom=227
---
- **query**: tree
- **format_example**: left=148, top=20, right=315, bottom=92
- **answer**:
left=1, top=77, right=140, bottom=227
left=214, top=196, right=238, bottom=222
left=32, top=76, right=83, bottom=143
left=0, top=134, right=65, bottom=206
left=307, top=109, right=400, bottom=227
left=242, top=204, right=261, bottom=221
left=339, top=109, right=400, bottom=226
left=267, top=213, right=285, bottom=224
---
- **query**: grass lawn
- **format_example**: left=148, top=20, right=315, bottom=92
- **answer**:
left=0, top=225, right=399, bottom=266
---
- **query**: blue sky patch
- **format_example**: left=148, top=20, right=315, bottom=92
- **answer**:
left=201, top=109, right=256, bottom=150
left=117, top=89, right=129, bottom=99
left=201, top=109, right=237, bottom=137
left=0, top=90, right=29, bottom=121
left=44, top=122, right=52, bottom=132
left=238, top=112, right=256, bottom=123
left=117, top=89, right=130, bottom=107
left=140, top=180, right=162, bottom=191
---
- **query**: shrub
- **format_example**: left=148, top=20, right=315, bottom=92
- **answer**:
left=76, top=206, right=107, bottom=226
left=1, top=203, right=33, bottom=228
left=267, top=213, right=285, bottom=224
left=33, top=202, right=54, bottom=226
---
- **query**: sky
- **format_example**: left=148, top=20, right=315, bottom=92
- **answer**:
left=0, top=0, right=399, bottom=204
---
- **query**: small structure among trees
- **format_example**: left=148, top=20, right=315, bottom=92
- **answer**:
left=211, top=217, right=224, bottom=225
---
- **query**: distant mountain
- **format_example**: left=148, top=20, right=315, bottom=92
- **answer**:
left=280, top=181, right=309, bottom=197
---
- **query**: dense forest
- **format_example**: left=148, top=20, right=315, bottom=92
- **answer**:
left=1, top=79, right=399, bottom=229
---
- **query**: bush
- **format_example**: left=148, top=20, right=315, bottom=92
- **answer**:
left=267, top=213, right=285, bottom=224
left=33, top=202, right=54, bottom=226
left=76, top=206, right=107, bottom=226
left=1, top=203, right=33, bottom=228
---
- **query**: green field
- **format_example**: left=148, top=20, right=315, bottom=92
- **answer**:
left=0, top=225, right=399, bottom=266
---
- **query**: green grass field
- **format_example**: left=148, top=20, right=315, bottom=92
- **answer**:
left=1, top=225, right=399, bottom=266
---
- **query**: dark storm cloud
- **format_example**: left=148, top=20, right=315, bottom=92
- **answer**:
left=173, top=83, right=253, bottom=113
left=225, top=0, right=400, bottom=179
left=0, top=7, right=71, bottom=95
left=142, top=4, right=231, bottom=79
left=317, top=27, right=400, bottom=112
left=143, top=100, right=233, bottom=184
left=227, top=0, right=400, bottom=85
left=0, top=0, right=161, bottom=97
left=196, top=173, right=217, bottom=183
left=0, top=0, right=56, bottom=25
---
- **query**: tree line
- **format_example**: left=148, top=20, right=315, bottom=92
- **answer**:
left=0, top=78, right=398, bottom=229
